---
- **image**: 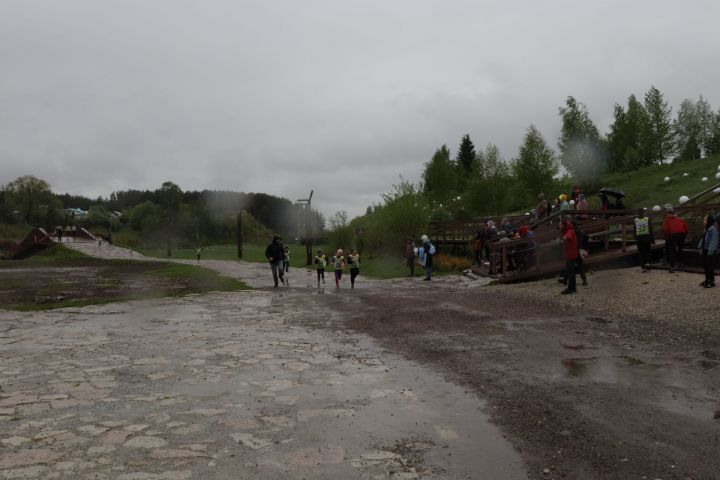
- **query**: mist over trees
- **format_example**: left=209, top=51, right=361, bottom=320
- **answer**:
left=0, top=178, right=325, bottom=248
left=417, top=86, right=720, bottom=218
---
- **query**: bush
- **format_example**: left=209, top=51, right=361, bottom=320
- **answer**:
left=433, top=253, right=471, bottom=272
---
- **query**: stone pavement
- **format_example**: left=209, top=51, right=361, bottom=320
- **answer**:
left=0, top=243, right=519, bottom=479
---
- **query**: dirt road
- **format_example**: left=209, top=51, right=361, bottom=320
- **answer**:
left=3, top=242, right=718, bottom=479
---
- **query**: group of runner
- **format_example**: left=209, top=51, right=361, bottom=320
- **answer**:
left=264, top=235, right=360, bottom=289
left=264, top=234, right=437, bottom=289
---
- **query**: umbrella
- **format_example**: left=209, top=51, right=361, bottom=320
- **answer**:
left=598, top=187, right=625, bottom=198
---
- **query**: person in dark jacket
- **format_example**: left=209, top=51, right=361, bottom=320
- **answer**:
left=698, top=215, right=719, bottom=288
left=634, top=208, right=654, bottom=272
left=561, top=220, right=578, bottom=295
left=265, top=235, right=286, bottom=287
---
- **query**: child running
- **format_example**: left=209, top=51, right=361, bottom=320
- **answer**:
left=283, top=246, right=290, bottom=273
left=314, top=249, right=327, bottom=287
left=347, top=248, right=360, bottom=289
left=332, top=249, right=345, bottom=289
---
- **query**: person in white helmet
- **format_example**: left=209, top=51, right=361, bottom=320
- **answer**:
left=417, top=234, right=436, bottom=281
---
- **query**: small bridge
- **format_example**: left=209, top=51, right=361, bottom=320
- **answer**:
left=8, top=227, right=97, bottom=259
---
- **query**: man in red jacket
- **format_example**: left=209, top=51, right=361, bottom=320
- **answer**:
left=561, top=219, right=578, bottom=294
left=662, top=206, right=689, bottom=273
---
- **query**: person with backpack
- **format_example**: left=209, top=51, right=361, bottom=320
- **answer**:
left=634, top=208, right=654, bottom=272
left=418, top=234, right=436, bottom=281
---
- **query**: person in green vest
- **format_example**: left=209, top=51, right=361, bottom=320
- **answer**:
left=347, top=248, right=360, bottom=289
left=634, top=208, right=654, bottom=272
left=314, top=249, right=327, bottom=288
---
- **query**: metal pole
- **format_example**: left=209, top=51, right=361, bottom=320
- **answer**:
left=306, top=190, right=313, bottom=266
left=196, top=217, right=199, bottom=246
left=237, top=212, right=243, bottom=259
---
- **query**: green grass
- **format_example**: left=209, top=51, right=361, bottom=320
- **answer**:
left=0, top=244, right=248, bottom=311
left=598, top=154, right=720, bottom=209
left=138, top=243, right=329, bottom=268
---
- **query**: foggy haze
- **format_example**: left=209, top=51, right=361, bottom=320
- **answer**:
left=1, top=0, right=719, bottom=217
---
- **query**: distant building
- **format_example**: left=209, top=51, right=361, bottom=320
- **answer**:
left=64, top=208, right=88, bottom=219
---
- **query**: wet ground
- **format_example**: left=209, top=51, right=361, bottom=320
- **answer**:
left=0, top=243, right=521, bottom=479
left=2, top=242, right=718, bottom=479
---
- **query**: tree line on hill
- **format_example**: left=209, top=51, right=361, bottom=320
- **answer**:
left=421, top=86, right=720, bottom=219
left=324, top=87, right=720, bottom=255
left=0, top=176, right=325, bottom=248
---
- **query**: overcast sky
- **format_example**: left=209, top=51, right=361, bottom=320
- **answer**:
left=1, top=1, right=719, bottom=217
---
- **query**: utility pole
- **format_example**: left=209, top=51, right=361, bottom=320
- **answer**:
left=295, top=190, right=313, bottom=265
left=235, top=211, right=243, bottom=259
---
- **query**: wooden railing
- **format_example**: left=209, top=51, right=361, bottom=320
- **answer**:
left=483, top=203, right=720, bottom=281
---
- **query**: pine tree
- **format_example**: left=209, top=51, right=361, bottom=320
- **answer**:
left=643, top=86, right=672, bottom=165
left=456, top=134, right=477, bottom=174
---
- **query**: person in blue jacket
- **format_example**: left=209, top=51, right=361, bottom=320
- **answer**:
left=698, top=215, right=719, bottom=288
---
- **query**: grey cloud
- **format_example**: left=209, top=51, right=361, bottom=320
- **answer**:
left=1, top=0, right=720, bottom=217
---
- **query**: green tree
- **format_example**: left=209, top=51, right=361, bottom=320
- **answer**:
left=706, top=110, right=720, bottom=157
left=673, top=98, right=703, bottom=161
left=558, top=96, right=606, bottom=185
left=607, top=95, right=650, bottom=172
left=456, top=134, right=477, bottom=175
left=127, top=201, right=164, bottom=231
left=467, top=144, right=513, bottom=216
left=422, top=145, right=459, bottom=204
left=4, top=175, right=59, bottom=225
left=512, top=125, right=558, bottom=205
left=643, top=85, right=673, bottom=164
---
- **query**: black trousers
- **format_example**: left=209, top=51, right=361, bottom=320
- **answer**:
left=637, top=235, right=652, bottom=268
left=565, top=259, right=577, bottom=291
left=350, top=267, right=359, bottom=287
left=703, top=250, right=716, bottom=285
left=317, top=269, right=325, bottom=284
left=666, top=234, right=682, bottom=269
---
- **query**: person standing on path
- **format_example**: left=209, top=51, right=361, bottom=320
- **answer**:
left=332, top=249, right=345, bottom=289
left=698, top=215, right=719, bottom=288
left=265, top=235, right=286, bottom=287
left=418, top=234, right=436, bottom=281
left=634, top=208, right=654, bottom=272
left=348, top=248, right=360, bottom=289
left=536, top=193, right=549, bottom=219
left=195, top=246, right=202, bottom=263
left=405, top=238, right=416, bottom=276
left=662, top=206, right=688, bottom=273
left=561, top=219, right=578, bottom=295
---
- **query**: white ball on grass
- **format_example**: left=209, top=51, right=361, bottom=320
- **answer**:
left=702, top=177, right=708, bottom=182
left=652, top=205, right=662, bottom=212
left=679, top=195, right=689, bottom=203
left=569, top=200, right=575, bottom=206
left=714, top=188, right=720, bottom=194
left=664, top=176, right=670, bottom=182
left=715, top=172, right=720, bottom=179
left=683, top=172, right=688, bottom=176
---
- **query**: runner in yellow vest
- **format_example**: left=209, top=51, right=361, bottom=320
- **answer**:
left=634, top=208, right=654, bottom=272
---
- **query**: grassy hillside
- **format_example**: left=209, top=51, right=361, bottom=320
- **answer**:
left=599, top=155, right=720, bottom=209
